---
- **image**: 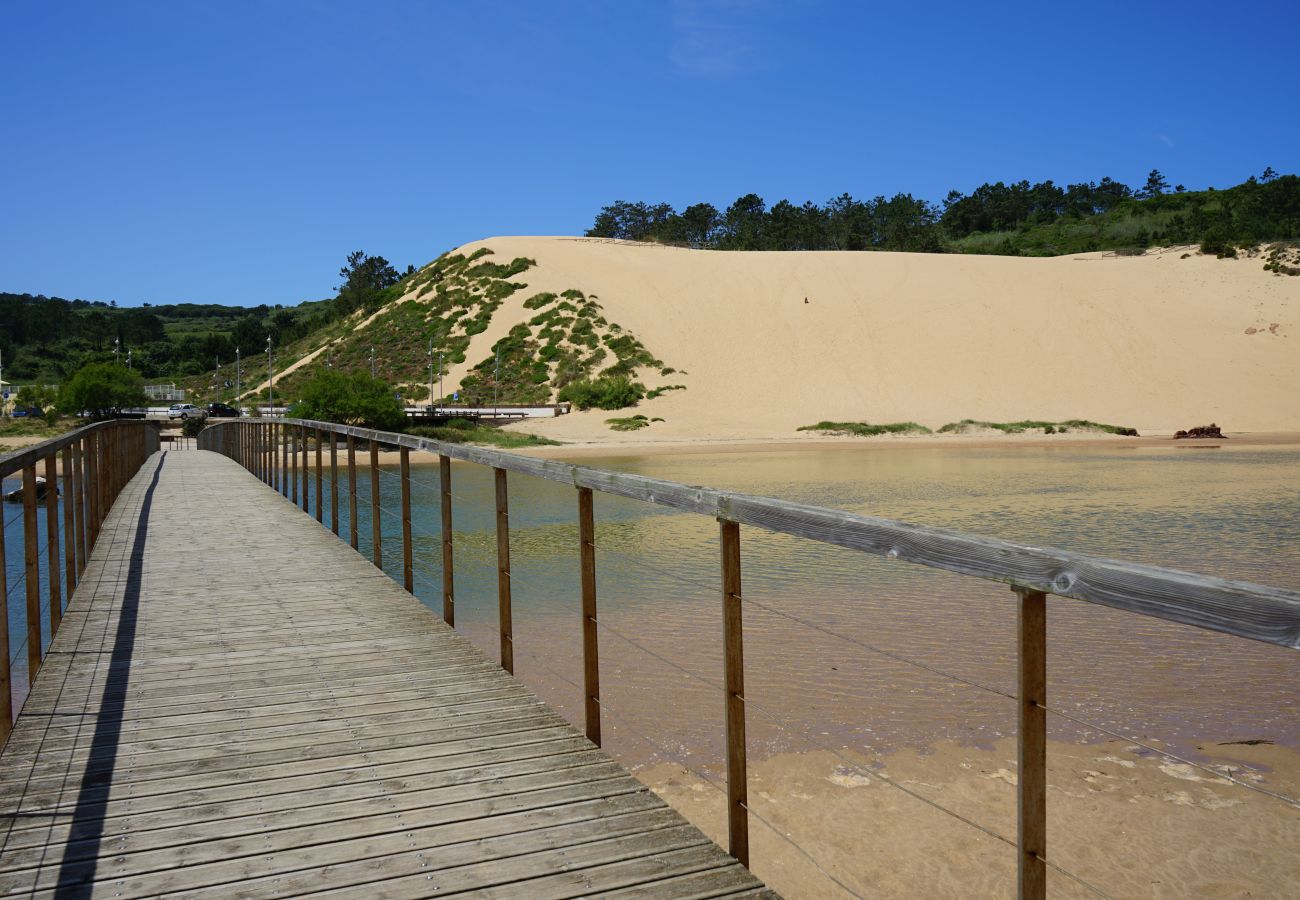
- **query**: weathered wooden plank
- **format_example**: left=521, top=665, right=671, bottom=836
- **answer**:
left=0, top=444, right=766, bottom=900
left=720, top=518, right=749, bottom=867
left=1017, top=587, right=1047, bottom=900
left=2, top=741, right=603, bottom=846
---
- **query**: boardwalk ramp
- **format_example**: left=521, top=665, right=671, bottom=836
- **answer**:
left=0, top=449, right=773, bottom=898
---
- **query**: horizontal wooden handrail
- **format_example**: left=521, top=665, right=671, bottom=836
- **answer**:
left=0, top=420, right=159, bottom=480
left=203, top=418, right=1300, bottom=650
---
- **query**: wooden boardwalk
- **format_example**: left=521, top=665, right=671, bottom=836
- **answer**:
left=0, top=449, right=773, bottom=898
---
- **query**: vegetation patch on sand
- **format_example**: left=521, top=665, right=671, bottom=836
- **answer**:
left=605, top=414, right=665, bottom=432
left=406, top=420, right=559, bottom=449
left=938, top=418, right=1139, bottom=436
left=797, top=421, right=932, bottom=437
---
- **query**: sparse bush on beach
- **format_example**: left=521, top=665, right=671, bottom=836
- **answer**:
left=797, top=421, right=931, bottom=437
left=938, top=418, right=1139, bottom=436
left=406, top=421, right=559, bottom=448
left=558, top=375, right=646, bottom=410
left=606, top=415, right=651, bottom=432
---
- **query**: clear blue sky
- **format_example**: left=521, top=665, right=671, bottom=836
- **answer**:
left=2, top=0, right=1293, bottom=308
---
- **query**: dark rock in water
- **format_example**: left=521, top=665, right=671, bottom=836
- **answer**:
left=1173, top=424, right=1227, bottom=439
left=3, top=476, right=59, bottom=503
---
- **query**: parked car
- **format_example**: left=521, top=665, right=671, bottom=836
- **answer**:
left=168, top=403, right=206, bottom=420
left=206, top=402, right=241, bottom=418
left=9, top=406, right=44, bottom=418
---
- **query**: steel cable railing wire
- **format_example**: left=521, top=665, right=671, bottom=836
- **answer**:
left=510, top=640, right=867, bottom=900
left=740, top=595, right=1300, bottom=809
left=543, top=593, right=1118, bottom=899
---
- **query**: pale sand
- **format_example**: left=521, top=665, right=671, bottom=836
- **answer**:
left=419, top=237, right=1298, bottom=443
left=639, top=739, right=1300, bottom=899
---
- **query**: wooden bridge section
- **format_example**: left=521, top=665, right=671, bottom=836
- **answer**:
left=0, top=450, right=772, bottom=898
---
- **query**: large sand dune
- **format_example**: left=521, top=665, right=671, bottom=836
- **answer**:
left=447, top=237, right=1298, bottom=440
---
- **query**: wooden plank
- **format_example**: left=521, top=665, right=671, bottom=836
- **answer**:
left=0, top=481, right=10, bottom=746
left=370, top=438, right=381, bottom=568
left=495, top=466, right=513, bottom=673
left=272, top=419, right=1300, bottom=649
left=1016, top=587, right=1047, bottom=900
left=61, top=446, right=76, bottom=597
left=315, top=425, right=324, bottom=523
left=347, top=433, right=358, bottom=549
left=330, top=430, right=339, bottom=535
left=401, top=445, right=413, bottom=591
left=73, top=437, right=86, bottom=581
left=579, top=486, right=600, bottom=745
left=0, top=447, right=764, bottom=899
left=23, top=464, right=42, bottom=680
left=440, top=453, right=455, bottom=625
left=720, top=518, right=749, bottom=866
left=44, top=453, right=63, bottom=634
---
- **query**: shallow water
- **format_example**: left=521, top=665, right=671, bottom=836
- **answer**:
left=6, top=443, right=1298, bottom=770
left=365, top=442, right=1300, bottom=770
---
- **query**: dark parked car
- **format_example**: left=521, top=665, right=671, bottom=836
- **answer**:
left=206, top=403, right=241, bottom=418
left=10, top=406, right=44, bottom=418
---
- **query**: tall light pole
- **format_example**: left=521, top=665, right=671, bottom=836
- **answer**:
left=370, top=346, right=377, bottom=378
left=235, top=347, right=241, bottom=402
left=114, top=337, right=120, bottom=366
left=493, top=347, right=500, bottom=417
left=266, top=336, right=274, bottom=411
left=439, top=350, right=444, bottom=410
left=1, top=348, right=6, bottom=418
left=126, top=349, right=132, bottom=369
left=427, top=341, right=435, bottom=414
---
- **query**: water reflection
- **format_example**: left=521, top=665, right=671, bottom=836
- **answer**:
left=361, top=443, right=1300, bottom=768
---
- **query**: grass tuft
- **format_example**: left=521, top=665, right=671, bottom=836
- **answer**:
left=796, top=421, right=931, bottom=437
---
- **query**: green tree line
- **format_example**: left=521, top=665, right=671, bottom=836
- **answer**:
left=0, top=250, right=409, bottom=383
left=586, top=168, right=1298, bottom=254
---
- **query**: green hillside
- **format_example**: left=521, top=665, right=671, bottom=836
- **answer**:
left=188, top=247, right=669, bottom=409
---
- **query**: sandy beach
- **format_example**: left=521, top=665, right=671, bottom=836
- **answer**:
left=418, top=237, right=1299, bottom=444
left=638, top=738, right=1300, bottom=899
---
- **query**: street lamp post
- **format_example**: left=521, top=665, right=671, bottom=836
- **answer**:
left=114, top=337, right=120, bottom=366
left=493, top=347, right=500, bottom=418
left=370, top=346, right=377, bottom=378
left=266, top=336, right=274, bottom=412
left=427, top=342, right=434, bottom=415
left=236, top=347, right=241, bottom=403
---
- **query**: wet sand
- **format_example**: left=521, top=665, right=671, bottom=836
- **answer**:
left=639, top=739, right=1300, bottom=899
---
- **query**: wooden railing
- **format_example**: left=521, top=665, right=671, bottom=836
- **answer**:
left=200, top=417, right=1300, bottom=899
left=0, top=420, right=160, bottom=747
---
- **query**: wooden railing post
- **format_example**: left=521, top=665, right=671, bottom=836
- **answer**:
left=87, top=432, right=100, bottom=546
left=62, top=446, right=76, bottom=594
left=495, top=467, right=513, bottom=674
left=300, top=425, right=310, bottom=514
left=369, top=440, right=382, bottom=568
left=347, top=435, right=359, bottom=550
left=719, top=518, right=749, bottom=867
left=329, top=432, right=339, bottom=536
left=0, top=495, right=11, bottom=745
left=74, top=437, right=87, bottom=578
left=1015, top=586, right=1047, bottom=900
left=439, top=454, right=454, bottom=626
left=43, top=454, right=62, bottom=634
left=400, top=446, right=413, bottom=592
left=315, top=429, right=324, bottom=524
left=290, top=425, right=298, bottom=505
left=578, top=487, right=600, bottom=745
left=23, top=466, right=42, bottom=680
left=281, top=423, right=289, bottom=498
